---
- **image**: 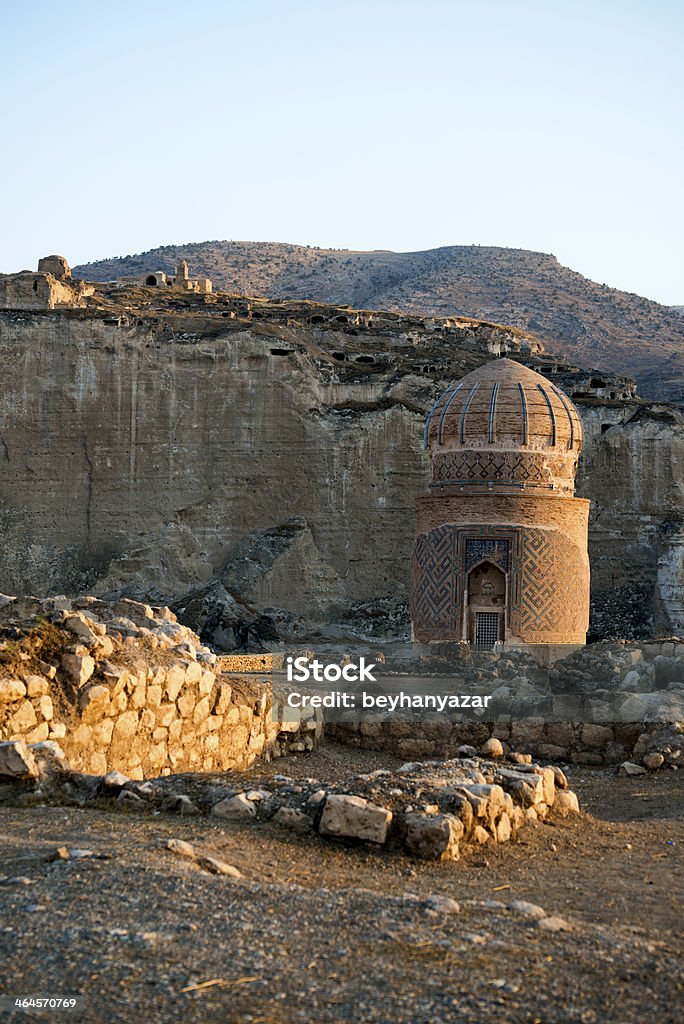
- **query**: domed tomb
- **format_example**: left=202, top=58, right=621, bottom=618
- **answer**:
left=411, top=359, right=590, bottom=650
left=423, top=358, right=583, bottom=496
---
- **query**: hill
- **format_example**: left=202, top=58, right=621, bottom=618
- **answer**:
left=74, top=242, right=684, bottom=404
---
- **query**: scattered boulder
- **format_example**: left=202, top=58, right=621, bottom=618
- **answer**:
left=537, top=916, right=571, bottom=932
left=319, top=794, right=392, bottom=844
left=509, top=900, right=546, bottom=920
left=0, top=740, right=38, bottom=779
left=457, top=745, right=478, bottom=758
left=404, top=813, right=463, bottom=861
left=196, top=855, right=242, bottom=878
left=165, top=838, right=195, bottom=859
left=162, top=794, right=200, bottom=815
left=272, top=806, right=312, bottom=832
left=508, top=752, right=533, bottom=765
left=48, top=846, right=72, bottom=862
left=619, top=761, right=648, bottom=776
left=553, top=790, right=580, bottom=816
left=118, top=790, right=145, bottom=807
left=30, top=741, right=67, bottom=781
left=423, top=895, right=461, bottom=914
left=481, top=737, right=504, bottom=758
left=211, top=793, right=257, bottom=819
left=103, top=770, right=130, bottom=789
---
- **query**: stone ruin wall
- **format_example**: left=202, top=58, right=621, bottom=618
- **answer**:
left=329, top=718, right=676, bottom=769
left=328, top=639, right=684, bottom=770
left=0, top=305, right=681, bottom=639
left=0, top=274, right=92, bottom=311
left=0, top=597, right=321, bottom=780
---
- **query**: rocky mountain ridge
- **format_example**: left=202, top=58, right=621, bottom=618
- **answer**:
left=74, top=241, right=684, bottom=405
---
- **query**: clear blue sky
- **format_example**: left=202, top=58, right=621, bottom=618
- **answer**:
left=1, top=0, right=682, bottom=304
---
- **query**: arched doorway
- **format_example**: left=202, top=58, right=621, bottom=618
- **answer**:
left=145, top=275, right=158, bottom=286
left=465, top=561, right=506, bottom=648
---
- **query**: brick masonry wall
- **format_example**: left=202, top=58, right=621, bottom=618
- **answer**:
left=415, top=493, right=590, bottom=538
left=412, top=493, right=590, bottom=644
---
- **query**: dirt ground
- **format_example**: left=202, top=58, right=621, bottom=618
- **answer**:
left=0, top=745, right=682, bottom=1024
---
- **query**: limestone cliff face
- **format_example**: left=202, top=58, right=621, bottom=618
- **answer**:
left=0, top=293, right=682, bottom=639
left=0, top=301, right=471, bottom=614
left=577, top=403, right=684, bottom=637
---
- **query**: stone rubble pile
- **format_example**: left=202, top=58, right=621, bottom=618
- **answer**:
left=0, top=595, right=322, bottom=777
left=0, top=736, right=580, bottom=862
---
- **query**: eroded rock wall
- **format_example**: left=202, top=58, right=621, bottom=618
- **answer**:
left=0, top=303, right=682, bottom=637
left=0, top=306, right=476, bottom=619
left=577, top=403, right=684, bottom=636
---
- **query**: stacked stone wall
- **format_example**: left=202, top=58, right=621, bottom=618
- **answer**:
left=327, top=638, right=683, bottom=769
left=0, top=597, right=321, bottom=779
left=328, top=718, right=679, bottom=768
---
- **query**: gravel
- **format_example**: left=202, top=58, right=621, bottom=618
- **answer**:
left=0, top=749, right=681, bottom=1023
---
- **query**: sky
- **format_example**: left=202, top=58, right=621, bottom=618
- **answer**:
left=1, top=0, right=682, bottom=304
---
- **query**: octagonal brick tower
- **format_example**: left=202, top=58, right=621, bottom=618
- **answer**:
left=410, top=358, right=590, bottom=650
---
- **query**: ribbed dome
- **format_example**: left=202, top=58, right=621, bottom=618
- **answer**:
left=424, top=359, right=583, bottom=496
left=425, top=359, right=582, bottom=452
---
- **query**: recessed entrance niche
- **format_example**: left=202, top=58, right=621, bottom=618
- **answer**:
left=466, top=561, right=505, bottom=648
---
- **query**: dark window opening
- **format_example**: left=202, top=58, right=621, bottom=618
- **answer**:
left=145, top=275, right=157, bottom=286
left=332, top=352, right=347, bottom=361
left=270, top=348, right=292, bottom=356
left=475, top=612, right=501, bottom=649
left=32, top=280, right=38, bottom=292
left=309, top=315, right=325, bottom=324
left=590, top=378, right=606, bottom=388
left=355, top=355, right=375, bottom=363
left=601, top=423, right=612, bottom=434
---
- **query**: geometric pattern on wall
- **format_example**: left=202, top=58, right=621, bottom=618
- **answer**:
left=411, top=525, right=457, bottom=639
left=457, top=525, right=522, bottom=635
left=411, top=525, right=523, bottom=641
left=520, top=528, right=589, bottom=642
left=465, top=538, right=510, bottom=574
left=431, top=450, right=575, bottom=495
